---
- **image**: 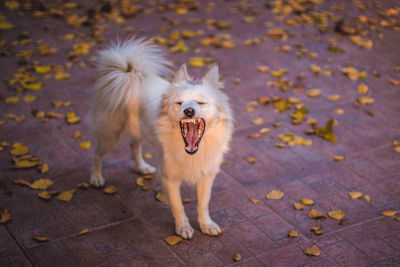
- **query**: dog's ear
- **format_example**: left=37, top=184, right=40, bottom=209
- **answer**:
left=173, top=64, right=190, bottom=85
left=202, top=64, right=222, bottom=89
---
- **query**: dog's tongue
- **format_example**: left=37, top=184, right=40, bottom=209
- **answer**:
left=186, top=123, right=197, bottom=146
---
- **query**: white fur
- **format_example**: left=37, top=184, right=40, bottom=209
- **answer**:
left=89, top=39, right=233, bottom=239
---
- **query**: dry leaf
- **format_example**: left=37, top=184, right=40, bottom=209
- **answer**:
left=333, top=155, right=344, bottom=161
left=257, top=66, right=270, bottom=73
left=142, top=153, right=152, bottom=159
left=308, top=209, right=325, bottom=219
left=364, top=194, right=371, bottom=203
left=316, top=118, right=337, bottom=143
left=136, top=177, right=145, bottom=186
left=6, top=96, right=19, bottom=103
left=35, top=65, right=51, bottom=74
left=164, top=235, right=183, bottom=245
left=12, top=179, right=31, bottom=187
left=288, top=229, right=298, bottom=238
left=33, top=236, right=49, bottom=242
left=328, top=210, right=345, bottom=220
left=14, top=159, right=40, bottom=168
left=357, top=96, right=374, bottom=105
left=38, top=191, right=53, bottom=200
left=357, top=83, right=368, bottom=94
left=73, top=131, right=81, bottom=139
left=244, top=157, right=256, bottom=164
left=301, top=199, right=314, bottom=206
left=182, top=198, right=194, bottom=204
left=233, top=253, right=242, bottom=262
left=306, top=89, right=322, bottom=98
left=276, top=143, right=286, bottom=149
left=143, top=174, right=154, bottom=179
left=349, top=191, right=363, bottom=199
left=155, top=192, right=164, bottom=202
left=252, top=117, right=263, bottom=125
left=56, top=189, right=75, bottom=202
left=293, top=202, right=304, bottom=210
left=266, top=190, right=284, bottom=200
left=79, top=228, right=89, bottom=235
left=381, top=210, right=397, bottom=217
left=10, top=143, right=29, bottom=156
left=104, top=185, right=118, bottom=195
left=79, top=141, right=91, bottom=149
left=30, top=178, right=53, bottom=190
left=310, top=226, right=324, bottom=235
left=250, top=198, right=260, bottom=204
left=78, top=182, right=90, bottom=189
left=248, top=133, right=260, bottom=139
left=328, top=95, right=341, bottom=101
left=304, top=245, right=320, bottom=256
left=0, top=209, right=11, bottom=223
left=188, top=57, right=205, bottom=67
left=259, top=128, right=270, bottom=135
left=334, top=108, right=344, bottom=115
left=41, top=163, right=50, bottom=174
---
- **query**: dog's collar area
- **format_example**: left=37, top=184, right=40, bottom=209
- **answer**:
left=179, top=118, right=205, bottom=154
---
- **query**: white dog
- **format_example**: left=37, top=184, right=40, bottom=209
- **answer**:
left=89, top=39, right=233, bottom=239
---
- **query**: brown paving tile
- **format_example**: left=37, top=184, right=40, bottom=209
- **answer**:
left=185, top=252, right=223, bottom=267
left=141, top=246, right=185, bottom=267
left=0, top=226, right=20, bottom=257
left=257, top=244, right=317, bottom=267
left=57, top=236, right=106, bottom=266
left=0, top=256, right=14, bottom=267
left=323, top=240, right=373, bottom=267
left=252, top=213, right=295, bottom=241
left=26, top=242, right=73, bottom=266
left=9, top=252, right=33, bottom=267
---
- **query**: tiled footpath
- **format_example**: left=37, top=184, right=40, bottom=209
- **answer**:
left=0, top=0, right=399, bottom=266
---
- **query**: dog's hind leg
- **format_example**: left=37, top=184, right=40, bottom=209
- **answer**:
left=90, top=121, right=124, bottom=187
left=197, top=175, right=222, bottom=236
left=130, top=137, right=155, bottom=175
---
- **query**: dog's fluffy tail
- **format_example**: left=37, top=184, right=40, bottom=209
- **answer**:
left=94, top=38, right=169, bottom=114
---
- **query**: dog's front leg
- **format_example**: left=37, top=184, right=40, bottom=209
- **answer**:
left=197, top=176, right=222, bottom=236
left=164, top=178, right=194, bottom=239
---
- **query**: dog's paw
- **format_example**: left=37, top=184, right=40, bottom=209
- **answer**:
left=176, top=223, right=194, bottom=239
left=200, top=221, right=222, bottom=236
left=135, top=162, right=156, bottom=175
left=90, top=175, right=105, bottom=187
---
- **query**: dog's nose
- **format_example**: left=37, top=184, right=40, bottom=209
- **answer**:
left=184, top=107, right=195, bottom=118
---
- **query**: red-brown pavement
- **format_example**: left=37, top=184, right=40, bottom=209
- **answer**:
left=0, top=0, right=399, bottom=266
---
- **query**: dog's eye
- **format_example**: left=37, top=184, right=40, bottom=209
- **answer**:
left=176, top=101, right=183, bottom=105
left=197, top=101, right=206, bottom=105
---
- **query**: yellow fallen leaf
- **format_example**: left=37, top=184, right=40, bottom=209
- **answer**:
left=78, top=182, right=90, bottom=189
left=327, top=95, right=341, bottom=101
left=5, top=1, right=20, bottom=10
left=66, top=112, right=80, bottom=124
left=364, top=194, right=371, bottom=203
left=182, top=198, right=194, bottom=204
left=104, top=185, right=118, bottom=194
left=35, top=65, right=52, bottom=74
left=308, top=209, right=325, bottom=219
left=23, top=95, right=37, bottom=103
left=79, top=141, right=91, bottom=149
left=55, top=71, right=71, bottom=81
left=248, top=133, right=260, bottom=139
left=333, top=155, right=344, bottom=161
left=12, top=179, right=31, bottom=187
left=316, top=118, right=337, bottom=143
left=38, top=191, right=53, bottom=200
left=40, top=163, right=50, bottom=174
left=136, top=177, right=145, bottom=186
left=259, top=128, right=270, bottom=135
left=334, top=108, right=344, bottom=115
left=15, top=159, right=40, bottom=168
left=233, top=253, right=242, bottom=262
left=73, top=130, right=81, bottom=139
left=288, top=229, right=298, bottom=238
left=22, top=81, right=42, bottom=91
left=293, top=202, right=304, bottom=210
left=301, top=199, right=314, bottom=206
left=357, top=96, right=374, bottom=105
left=275, top=143, right=286, bottom=149
left=78, top=228, right=89, bottom=235
left=73, top=43, right=91, bottom=55
left=143, top=174, right=154, bottom=179
left=188, top=57, right=205, bottom=67
left=328, top=210, right=345, bottom=220
left=164, top=235, right=183, bottom=245
left=381, top=210, right=397, bottom=217
left=1, top=209, right=11, bottom=223
left=244, top=157, right=256, bottom=163
left=30, top=178, right=53, bottom=190
left=0, top=21, right=14, bottom=30
left=266, top=190, right=284, bottom=200
left=357, top=83, right=368, bottom=94
left=6, top=96, right=19, bottom=103
left=56, top=189, right=75, bottom=202
left=10, top=143, right=29, bottom=156
left=155, top=192, right=164, bottom=202
left=306, top=89, right=322, bottom=98
left=310, top=226, right=324, bottom=235
left=304, top=245, right=320, bottom=256
left=142, top=153, right=152, bottom=159
left=33, top=236, right=49, bottom=242
left=252, top=117, right=263, bottom=125
left=250, top=198, right=260, bottom=204
left=257, top=66, right=270, bottom=73
left=349, top=191, right=363, bottom=199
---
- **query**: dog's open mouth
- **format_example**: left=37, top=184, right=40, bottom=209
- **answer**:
left=179, top=118, right=205, bottom=154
